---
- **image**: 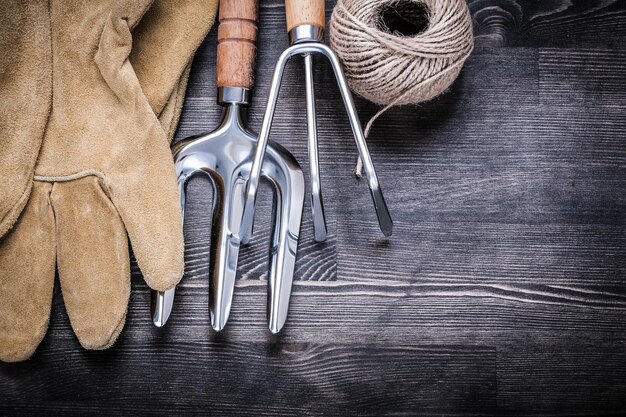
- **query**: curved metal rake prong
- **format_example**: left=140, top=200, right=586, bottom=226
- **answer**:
left=304, top=53, right=328, bottom=242
left=240, top=47, right=294, bottom=245
left=241, top=41, right=393, bottom=244
left=319, top=42, right=393, bottom=237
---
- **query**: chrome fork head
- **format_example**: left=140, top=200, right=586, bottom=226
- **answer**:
left=240, top=26, right=393, bottom=246
left=151, top=87, right=305, bottom=333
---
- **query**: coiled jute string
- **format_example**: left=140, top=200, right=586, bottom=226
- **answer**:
left=329, top=0, right=474, bottom=175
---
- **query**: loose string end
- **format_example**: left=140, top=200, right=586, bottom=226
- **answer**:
left=354, top=156, right=363, bottom=178
left=353, top=105, right=390, bottom=179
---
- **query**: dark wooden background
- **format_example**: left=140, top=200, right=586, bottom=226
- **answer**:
left=2, top=0, right=626, bottom=415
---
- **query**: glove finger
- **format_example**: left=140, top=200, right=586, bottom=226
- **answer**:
left=108, top=151, right=184, bottom=293
left=51, top=176, right=130, bottom=350
left=0, top=182, right=55, bottom=362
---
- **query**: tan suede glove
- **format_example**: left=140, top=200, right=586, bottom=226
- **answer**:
left=0, top=0, right=217, bottom=362
left=0, top=1, right=52, bottom=238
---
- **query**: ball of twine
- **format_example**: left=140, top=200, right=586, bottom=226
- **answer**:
left=329, top=0, right=474, bottom=175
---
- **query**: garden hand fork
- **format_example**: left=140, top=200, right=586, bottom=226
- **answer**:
left=151, top=0, right=305, bottom=334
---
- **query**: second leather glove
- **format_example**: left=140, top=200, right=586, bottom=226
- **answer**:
left=0, top=0, right=217, bottom=362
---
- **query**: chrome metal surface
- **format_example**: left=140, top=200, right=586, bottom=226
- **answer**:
left=241, top=38, right=393, bottom=243
left=151, top=101, right=304, bottom=333
left=151, top=177, right=187, bottom=327
left=304, top=53, right=327, bottom=242
left=218, top=86, right=251, bottom=105
left=151, top=287, right=175, bottom=327
left=288, top=24, right=324, bottom=45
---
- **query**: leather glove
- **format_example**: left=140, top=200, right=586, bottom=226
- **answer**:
left=0, top=0, right=217, bottom=362
left=0, top=1, right=52, bottom=238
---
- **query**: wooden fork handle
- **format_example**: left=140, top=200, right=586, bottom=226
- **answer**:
left=216, top=0, right=258, bottom=89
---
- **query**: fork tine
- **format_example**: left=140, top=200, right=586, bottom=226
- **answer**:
left=151, top=174, right=188, bottom=327
left=266, top=159, right=305, bottom=334
left=209, top=172, right=246, bottom=331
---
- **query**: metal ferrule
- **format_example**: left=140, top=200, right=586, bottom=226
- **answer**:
left=218, top=86, right=251, bottom=105
left=288, top=24, right=324, bottom=45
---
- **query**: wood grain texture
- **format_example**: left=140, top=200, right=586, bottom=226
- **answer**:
left=2, top=0, right=626, bottom=415
left=216, top=0, right=258, bottom=88
left=471, top=0, right=626, bottom=47
left=285, top=0, right=326, bottom=31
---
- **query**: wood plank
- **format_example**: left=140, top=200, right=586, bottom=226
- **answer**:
left=497, top=343, right=626, bottom=413
left=540, top=49, right=626, bottom=109
left=337, top=220, right=626, bottom=286
left=471, top=0, right=626, bottom=47
left=34, top=278, right=626, bottom=345
left=0, top=341, right=497, bottom=416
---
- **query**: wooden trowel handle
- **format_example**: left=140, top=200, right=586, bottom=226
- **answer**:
left=216, top=0, right=258, bottom=89
left=285, top=0, right=325, bottom=32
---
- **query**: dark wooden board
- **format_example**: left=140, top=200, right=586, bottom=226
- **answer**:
left=2, top=0, right=626, bottom=415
